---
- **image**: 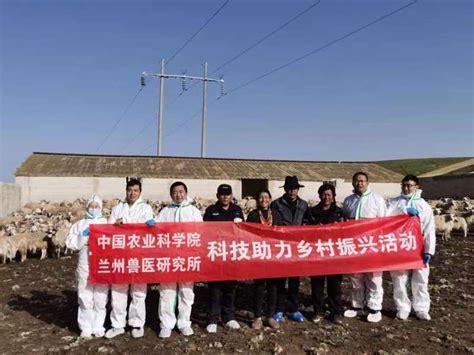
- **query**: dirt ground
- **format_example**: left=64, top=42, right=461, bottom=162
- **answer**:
left=0, top=236, right=473, bottom=354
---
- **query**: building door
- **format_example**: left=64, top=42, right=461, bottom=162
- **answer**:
left=241, top=179, right=268, bottom=199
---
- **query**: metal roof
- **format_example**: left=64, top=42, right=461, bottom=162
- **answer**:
left=16, top=152, right=402, bottom=182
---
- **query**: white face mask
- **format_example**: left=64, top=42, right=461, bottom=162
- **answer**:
left=402, top=193, right=413, bottom=199
left=88, top=207, right=101, bottom=218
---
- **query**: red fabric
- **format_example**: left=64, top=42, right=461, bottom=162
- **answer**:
left=89, top=215, right=424, bottom=284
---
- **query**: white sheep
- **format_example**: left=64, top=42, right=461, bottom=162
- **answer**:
left=452, top=216, right=468, bottom=238
left=0, top=236, right=16, bottom=263
left=52, top=224, right=71, bottom=258
left=434, top=214, right=454, bottom=241
left=10, top=234, right=28, bottom=262
left=25, top=232, right=48, bottom=260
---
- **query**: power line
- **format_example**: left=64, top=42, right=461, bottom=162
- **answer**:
left=171, top=0, right=322, bottom=102
left=212, top=0, right=321, bottom=75
left=130, top=1, right=321, bottom=151
left=165, top=0, right=230, bottom=65
left=96, top=87, right=144, bottom=153
left=226, top=0, right=419, bottom=95
left=164, top=0, right=419, bottom=139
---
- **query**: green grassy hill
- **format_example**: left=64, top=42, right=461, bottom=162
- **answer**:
left=375, top=157, right=471, bottom=176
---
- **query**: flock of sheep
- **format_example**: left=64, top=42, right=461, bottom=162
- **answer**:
left=0, top=197, right=472, bottom=264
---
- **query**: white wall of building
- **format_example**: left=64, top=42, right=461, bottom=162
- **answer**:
left=0, top=182, right=22, bottom=218
left=16, top=176, right=401, bottom=205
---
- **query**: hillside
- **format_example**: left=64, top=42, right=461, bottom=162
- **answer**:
left=375, top=157, right=471, bottom=176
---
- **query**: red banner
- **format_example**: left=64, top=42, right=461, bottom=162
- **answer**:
left=88, top=215, right=424, bottom=284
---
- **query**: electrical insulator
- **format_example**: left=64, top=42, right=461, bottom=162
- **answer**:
left=140, top=76, right=146, bottom=87
left=220, top=82, right=226, bottom=97
left=182, top=78, right=187, bottom=92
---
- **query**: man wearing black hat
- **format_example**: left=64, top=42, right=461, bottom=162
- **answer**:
left=203, top=184, right=245, bottom=334
left=270, top=176, right=309, bottom=323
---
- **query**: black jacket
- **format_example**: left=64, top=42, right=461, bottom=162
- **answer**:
left=270, top=194, right=308, bottom=226
left=304, top=203, right=344, bottom=225
left=246, top=207, right=283, bottom=226
left=203, top=202, right=244, bottom=222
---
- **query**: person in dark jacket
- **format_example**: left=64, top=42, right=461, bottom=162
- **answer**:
left=203, top=184, right=244, bottom=334
left=304, top=183, right=344, bottom=324
left=246, top=189, right=284, bottom=330
left=270, top=176, right=309, bottom=322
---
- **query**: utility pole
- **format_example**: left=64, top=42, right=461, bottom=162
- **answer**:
left=158, top=59, right=165, bottom=156
left=141, top=59, right=224, bottom=157
left=201, top=62, right=208, bottom=157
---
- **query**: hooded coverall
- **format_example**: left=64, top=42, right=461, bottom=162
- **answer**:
left=108, top=198, right=154, bottom=329
left=66, top=195, right=108, bottom=335
left=342, top=190, right=386, bottom=311
left=386, top=190, right=436, bottom=313
left=155, top=200, right=203, bottom=331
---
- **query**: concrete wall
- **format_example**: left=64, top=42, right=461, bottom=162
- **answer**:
left=16, top=176, right=401, bottom=204
left=0, top=183, right=21, bottom=218
left=419, top=174, right=474, bottom=199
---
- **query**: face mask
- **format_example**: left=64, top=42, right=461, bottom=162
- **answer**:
left=88, top=207, right=101, bottom=218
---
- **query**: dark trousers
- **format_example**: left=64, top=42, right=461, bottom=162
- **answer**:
left=311, top=274, right=343, bottom=315
left=285, top=276, right=300, bottom=313
left=208, top=281, right=237, bottom=324
left=253, top=278, right=286, bottom=318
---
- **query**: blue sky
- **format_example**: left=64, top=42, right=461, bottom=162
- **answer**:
left=1, top=0, right=473, bottom=182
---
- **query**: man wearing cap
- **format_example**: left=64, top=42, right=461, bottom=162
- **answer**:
left=270, top=176, right=309, bottom=323
left=203, top=184, right=245, bottom=334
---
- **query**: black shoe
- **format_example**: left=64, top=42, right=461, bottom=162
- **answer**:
left=327, top=313, right=343, bottom=324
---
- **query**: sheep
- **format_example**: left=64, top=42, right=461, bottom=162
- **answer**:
left=452, top=216, right=468, bottom=238
left=51, top=224, right=71, bottom=258
left=10, top=234, right=28, bottom=262
left=0, top=236, right=16, bottom=263
left=434, top=214, right=454, bottom=241
left=23, top=232, right=48, bottom=260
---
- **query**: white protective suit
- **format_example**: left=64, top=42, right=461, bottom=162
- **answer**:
left=343, top=190, right=386, bottom=311
left=156, top=199, right=203, bottom=331
left=386, top=189, right=436, bottom=313
left=66, top=195, right=108, bottom=335
left=108, top=197, right=154, bottom=329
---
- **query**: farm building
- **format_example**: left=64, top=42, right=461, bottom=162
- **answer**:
left=15, top=152, right=403, bottom=204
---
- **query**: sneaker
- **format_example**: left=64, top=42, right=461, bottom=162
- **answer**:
left=80, top=330, right=92, bottom=338
left=344, top=308, right=363, bottom=318
left=415, top=311, right=431, bottom=321
left=252, top=318, right=263, bottom=330
left=327, top=313, right=343, bottom=325
left=159, top=328, right=172, bottom=338
left=288, top=311, right=305, bottom=322
left=312, top=315, right=323, bottom=323
left=273, top=312, right=284, bottom=323
left=206, top=324, right=217, bottom=334
left=268, top=317, right=280, bottom=329
left=396, top=310, right=410, bottom=320
left=104, top=327, right=125, bottom=339
left=131, top=327, right=144, bottom=338
left=367, top=310, right=382, bottom=323
left=180, top=326, right=194, bottom=336
left=225, top=320, right=241, bottom=330
left=93, top=329, right=105, bottom=338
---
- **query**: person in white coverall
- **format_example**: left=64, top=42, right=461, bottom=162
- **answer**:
left=386, top=174, right=435, bottom=321
left=105, top=178, right=155, bottom=339
left=155, top=181, right=203, bottom=338
left=66, top=194, right=108, bottom=338
left=342, top=172, right=386, bottom=323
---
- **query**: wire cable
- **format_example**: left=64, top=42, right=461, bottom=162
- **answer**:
left=165, top=0, right=419, bottom=139
left=96, top=87, right=144, bottom=153
left=173, top=1, right=322, bottom=99
left=165, top=0, right=230, bottom=65
left=226, top=0, right=418, bottom=95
